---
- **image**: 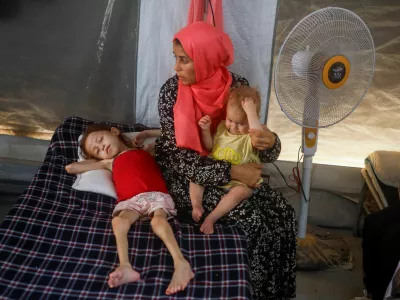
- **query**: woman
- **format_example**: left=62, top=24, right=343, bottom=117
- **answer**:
left=154, top=21, right=297, bottom=300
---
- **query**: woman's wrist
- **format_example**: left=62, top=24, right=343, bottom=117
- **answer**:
left=230, top=164, right=240, bottom=181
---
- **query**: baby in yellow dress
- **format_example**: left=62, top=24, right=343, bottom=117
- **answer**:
left=190, top=86, right=264, bottom=234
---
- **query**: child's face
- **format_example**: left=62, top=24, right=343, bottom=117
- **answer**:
left=84, top=128, right=124, bottom=160
left=225, top=106, right=249, bottom=135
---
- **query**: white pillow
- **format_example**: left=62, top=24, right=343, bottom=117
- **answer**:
left=72, top=132, right=157, bottom=198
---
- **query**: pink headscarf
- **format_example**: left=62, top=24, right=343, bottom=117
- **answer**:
left=187, top=0, right=224, bottom=30
left=173, top=22, right=234, bottom=155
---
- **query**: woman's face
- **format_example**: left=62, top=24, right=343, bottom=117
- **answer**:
left=173, top=42, right=196, bottom=85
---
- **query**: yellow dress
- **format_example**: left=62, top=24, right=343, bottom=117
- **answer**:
left=211, top=123, right=262, bottom=189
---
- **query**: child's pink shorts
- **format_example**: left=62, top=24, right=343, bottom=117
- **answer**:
left=112, top=191, right=176, bottom=220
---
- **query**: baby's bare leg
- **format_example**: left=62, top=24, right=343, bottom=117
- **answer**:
left=189, top=182, right=205, bottom=222
left=108, top=209, right=141, bottom=288
left=151, top=209, right=194, bottom=295
left=200, top=186, right=253, bottom=234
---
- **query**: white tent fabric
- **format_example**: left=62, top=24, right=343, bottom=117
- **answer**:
left=223, top=0, right=278, bottom=124
left=1, top=0, right=398, bottom=173
left=135, top=0, right=190, bottom=127
left=135, top=0, right=278, bottom=126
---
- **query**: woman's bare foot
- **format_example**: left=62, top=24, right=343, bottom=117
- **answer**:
left=165, top=259, right=194, bottom=295
left=108, top=264, right=141, bottom=288
left=192, top=206, right=204, bottom=222
left=200, top=215, right=217, bottom=234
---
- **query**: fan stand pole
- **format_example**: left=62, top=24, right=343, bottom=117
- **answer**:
left=298, top=155, right=313, bottom=238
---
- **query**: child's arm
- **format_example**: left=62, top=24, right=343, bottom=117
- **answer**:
left=144, top=129, right=162, bottom=138
left=198, top=115, right=213, bottom=152
left=242, top=97, right=262, bottom=130
left=136, top=129, right=161, bottom=140
left=65, top=159, right=113, bottom=174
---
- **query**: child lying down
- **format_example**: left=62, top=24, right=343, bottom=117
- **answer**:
left=65, top=124, right=194, bottom=295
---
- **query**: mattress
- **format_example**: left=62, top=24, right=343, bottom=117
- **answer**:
left=0, top=117, right=252, bottom=300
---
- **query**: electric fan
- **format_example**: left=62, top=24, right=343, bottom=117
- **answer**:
left=274, top=7, right=375, bottom=239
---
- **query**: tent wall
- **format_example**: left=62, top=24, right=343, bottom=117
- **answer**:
left=268, top=0, right=400, bottom=168
left=135, top=0, right=278, bottom=126
left=135, top=0, right=190, bottom=127
left=0, top=0, right=140, bottom=139
left=0, top=0, right=398, bottom=197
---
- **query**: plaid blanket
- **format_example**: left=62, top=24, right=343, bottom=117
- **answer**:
left=0, top=117, right=251, bottom=300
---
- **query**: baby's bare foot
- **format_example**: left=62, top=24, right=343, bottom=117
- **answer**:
left=165, top=259, right=194, bottom=295
left=108, top=264, right=140, bottom=288
left=192, top=206, right=204, bottom=222
left=200, top=216, right=216, bottom=235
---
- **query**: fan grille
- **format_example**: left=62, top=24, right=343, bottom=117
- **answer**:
left=274, top=7, right=375, bottom=128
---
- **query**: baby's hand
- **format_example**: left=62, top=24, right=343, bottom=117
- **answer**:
left=198, top=115, right=212, bottom=131
left=242, top=97, right=257, bottom=114
left=132, top=131, right=147, bottom=148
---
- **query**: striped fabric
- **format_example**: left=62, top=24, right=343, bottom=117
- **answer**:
left=0, top=117, right=251, bottom=299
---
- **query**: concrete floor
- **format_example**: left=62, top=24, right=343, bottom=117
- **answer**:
left=295, top=232, right=364, bottom=300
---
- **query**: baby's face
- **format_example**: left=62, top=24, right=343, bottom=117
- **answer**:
left=85, top=130, right=123, bottom=160
left=225, top=107, right=249, bottom=135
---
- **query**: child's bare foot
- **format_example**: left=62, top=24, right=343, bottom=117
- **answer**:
left=108, top=264, right=141, bottom=288
left=200, top=215, right=216, bottom=234
left=192, top=206, right=204, bottom=222
left=165, top=259, right=194, bottom=295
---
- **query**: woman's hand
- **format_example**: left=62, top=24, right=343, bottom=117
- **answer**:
left=142, top=143, right=156, bottom=156
left=231, top=163, right=263, bottom=188
left=249, top=125, right=276, bottom=151
left=132, top=131, right=148, bottom=148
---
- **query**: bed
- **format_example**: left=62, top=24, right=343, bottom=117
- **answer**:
left=0, top=117, right=252, bottom=299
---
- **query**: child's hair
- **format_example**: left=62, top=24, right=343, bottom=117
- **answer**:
left=228, top=86, right=261, bottom=114
left=80, top=124, right=133, bottom=159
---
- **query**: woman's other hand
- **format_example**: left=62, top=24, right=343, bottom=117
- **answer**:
left=231, top=163, right=263, bottom=188
left=249, top=125, right=276, bottom=151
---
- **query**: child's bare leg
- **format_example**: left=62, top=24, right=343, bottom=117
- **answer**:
left=189, top=182, right=205, bottom=222
left=108, top=209, right=141, bottom=288
left=151, top=209, right=194, bottom=295
left=200, top=186, right=253, bottom=234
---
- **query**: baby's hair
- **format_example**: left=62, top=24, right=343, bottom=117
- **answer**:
left=228, top=86, right=261, bottom=114
left=80, top=124, right=132, bottom=160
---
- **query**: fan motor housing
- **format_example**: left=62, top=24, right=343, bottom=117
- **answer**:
left=322, top=55, right=350, bottom=90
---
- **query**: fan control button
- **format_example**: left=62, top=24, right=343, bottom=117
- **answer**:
left=307, top=132, right=316, bottom=140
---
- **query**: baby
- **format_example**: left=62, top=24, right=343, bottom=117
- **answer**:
left=190, top=86, right=264, bottom=234
left=65, top=124, right=194, bottom=295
